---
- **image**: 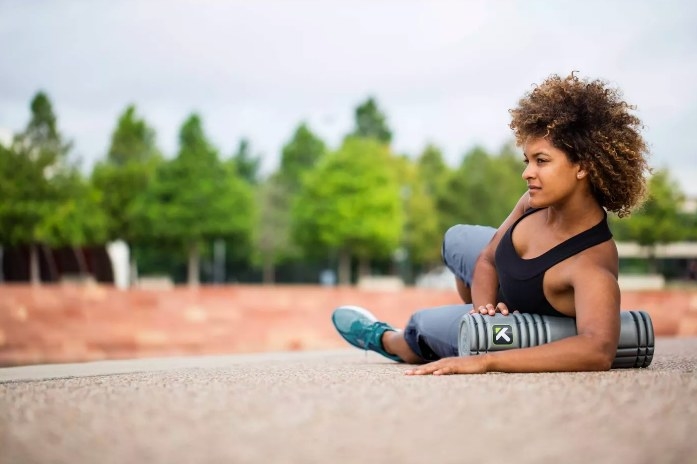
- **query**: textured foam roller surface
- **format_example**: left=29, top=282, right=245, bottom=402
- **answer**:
left=458, top=310, right=654, bottom=369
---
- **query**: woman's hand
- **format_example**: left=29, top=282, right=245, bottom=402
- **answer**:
left=469, top=302, right=516, bottom=316
left=405, top=356, right=488, bottom=375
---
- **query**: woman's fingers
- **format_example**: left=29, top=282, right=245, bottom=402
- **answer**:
left=405, top=357, right=488, bottom=375
left=475, top=303, right=513, bottom=316
left=478, top=303, right=496, bottom=315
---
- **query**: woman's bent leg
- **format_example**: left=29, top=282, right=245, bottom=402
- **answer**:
left=442, top=225, right=496, bottom=303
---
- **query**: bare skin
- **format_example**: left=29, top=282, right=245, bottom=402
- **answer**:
left=455, top=277, right=472, bottom=304
left=381, top=330, right=422, bottom=364
left=384, top=136, right=622, bottom=375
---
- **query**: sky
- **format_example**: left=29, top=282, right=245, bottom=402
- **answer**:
left=1, top=0, right=696, bottom=194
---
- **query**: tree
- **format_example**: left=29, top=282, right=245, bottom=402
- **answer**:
left=91, top=105, right=162, bottom=284
left=416, top=143, right=453, bottom=236
left=252, top=123, right=327, bottom=283
left=292, top=137, right=403, bottom=284
left=131, top=114, right=254, bottom=286
left=351, top=97, right=392, bottom=144
left=104, top=105, right=159, bottom=166
left=278, top=122, right=326, bottom=194
left=36, top=169, right=108, bottom=274
left=439, top=144, right=524, bottom=230
left=230, top=138, right=261, bottom=185
left=0, top=92, right=72, bottom=284
left=393, top=155, right=441, bottom=276
left=611, top=168, right=686, bottom=272
left=253, top=175, right=292, bottom=283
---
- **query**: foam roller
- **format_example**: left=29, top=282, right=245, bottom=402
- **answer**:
left=458, top=310, right=654, bottom=368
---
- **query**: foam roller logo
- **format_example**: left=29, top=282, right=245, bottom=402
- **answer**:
left=493, top=325, right=513, bottom=345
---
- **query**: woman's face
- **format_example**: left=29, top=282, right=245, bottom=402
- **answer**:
left=522, top=137, right=584, bottom=208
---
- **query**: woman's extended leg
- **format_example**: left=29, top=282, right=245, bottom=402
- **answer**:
left=331, top=304, right=472, bottom=364
left=400, top=304, right=473, bottom=361
left=332, top=225, right=491, bottom=363
left=381, top=330, right=423, bottom=364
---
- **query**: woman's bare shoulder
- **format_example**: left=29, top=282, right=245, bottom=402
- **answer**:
left=573, top=239, right=619, bottom=277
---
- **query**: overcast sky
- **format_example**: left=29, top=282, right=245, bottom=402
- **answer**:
left=1, top=0, right=696, bottom=194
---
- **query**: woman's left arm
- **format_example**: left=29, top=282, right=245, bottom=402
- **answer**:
left=406, top=264, right=621, bottom=375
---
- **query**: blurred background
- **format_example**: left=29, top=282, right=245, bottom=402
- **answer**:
left=1, top=0, right=696, bottom=366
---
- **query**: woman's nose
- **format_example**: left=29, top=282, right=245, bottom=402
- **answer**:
left=522, top=163, right=534, bottom=180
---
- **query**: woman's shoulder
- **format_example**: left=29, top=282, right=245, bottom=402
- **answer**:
left=570, top=238, right=619, bottom=277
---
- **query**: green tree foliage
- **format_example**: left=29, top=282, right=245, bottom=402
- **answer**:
left=417, top=143, right=449, bottom=197
left=36, top=169, right=107, bottom=275
left=611, top=169, right=686, bottom=272
left=92, top=105, right=162, bottom=244
left=230, top=138, right=261, bottom=185
left=439, top=144, right=524, bottom=229
left=292, top=137, right=403, bottom=284
left=679, top=209, right=697, bottom=241
left=131, top=114, right=254, bottom=286
left=105, top=105, right=159, bottom=165
left=0, top=92, right=98, bottom=283
left=253, top=123, right=327, bottom=283
left=278, top=122, right=326, bottom=193
left=416, top=143, right=453, bottom=235
left=351, top=97, right=392, bottom=144
left=393, top=155, right=441, bottom=268
left=254, top=175, right=292, bottom=283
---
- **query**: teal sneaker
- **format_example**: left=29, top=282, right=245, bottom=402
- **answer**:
left=331, top=305, right=402, bottom=362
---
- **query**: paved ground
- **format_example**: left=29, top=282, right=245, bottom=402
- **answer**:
left=1, top=338, right=696, bottom=464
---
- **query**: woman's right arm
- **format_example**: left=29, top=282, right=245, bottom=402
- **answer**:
left=471, top=192, right=530, bottom=310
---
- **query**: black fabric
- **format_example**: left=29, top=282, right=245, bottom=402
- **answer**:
left=494, top=208, right=612, bottom=317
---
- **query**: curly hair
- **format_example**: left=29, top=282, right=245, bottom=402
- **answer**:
left=509, top=72, right=650, bottom=217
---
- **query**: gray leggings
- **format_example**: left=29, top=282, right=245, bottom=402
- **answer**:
left=403, top=224, right=495, bottom=361
left=404, top=304, right=473, bottom=360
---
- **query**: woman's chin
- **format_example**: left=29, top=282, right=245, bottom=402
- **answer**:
left=527, top=196, right=550, bottom=209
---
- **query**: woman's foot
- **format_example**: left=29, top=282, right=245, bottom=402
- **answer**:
left=331, top=305, right=402, bottom=362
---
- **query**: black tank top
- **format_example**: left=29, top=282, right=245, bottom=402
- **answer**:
left=494, top=208, right=612, bottom=317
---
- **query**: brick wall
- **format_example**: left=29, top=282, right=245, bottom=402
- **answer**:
left=1, top=284, right=695, bottom=367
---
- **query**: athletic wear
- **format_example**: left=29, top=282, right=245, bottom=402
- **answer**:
left=404, top=305, right=472, bottom=360
left=331, top=306, right=402, bottom=362
left=336, top=210, right=613, bottom=363
left=442, top=224, right=496, bottom=286
left=495, top=208, right=612, bottom=317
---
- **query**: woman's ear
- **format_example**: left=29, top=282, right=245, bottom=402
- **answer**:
left=576, top=167, right=587, bottom=179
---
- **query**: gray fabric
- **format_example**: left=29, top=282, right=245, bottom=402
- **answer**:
left=404, top=225, right=496, bottom=362
left=442, top=224, right=496, bottom=286
left=404, top=304, right=473, bottom=361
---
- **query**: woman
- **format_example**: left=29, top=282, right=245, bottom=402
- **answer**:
left=331, top=72, right=650, bottom=375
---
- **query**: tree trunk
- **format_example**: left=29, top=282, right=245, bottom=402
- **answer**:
left=129, top=256, right=138, bottom=288
left=647, top=247, right=658, bottom=274
left=213, top=239, right=226, bottom=284
left=338, top=249, right=351, bottom=285
left=188, top=242, right=200, bottom=287
left=29, top=243, right=40, bottom=285
left=41, top=244, right=58, bottom=281
left=262, top=254, right=275, bottom=284
left=358, top=257, right=370, bottom=279
left=73, top=246, right=88, bottom=276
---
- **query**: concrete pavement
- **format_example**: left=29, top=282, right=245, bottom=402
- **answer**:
left=2, top=338, right=696, bottom=464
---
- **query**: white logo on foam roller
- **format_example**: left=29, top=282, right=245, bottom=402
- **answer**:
left=493, top=325, right=513, bottom=345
